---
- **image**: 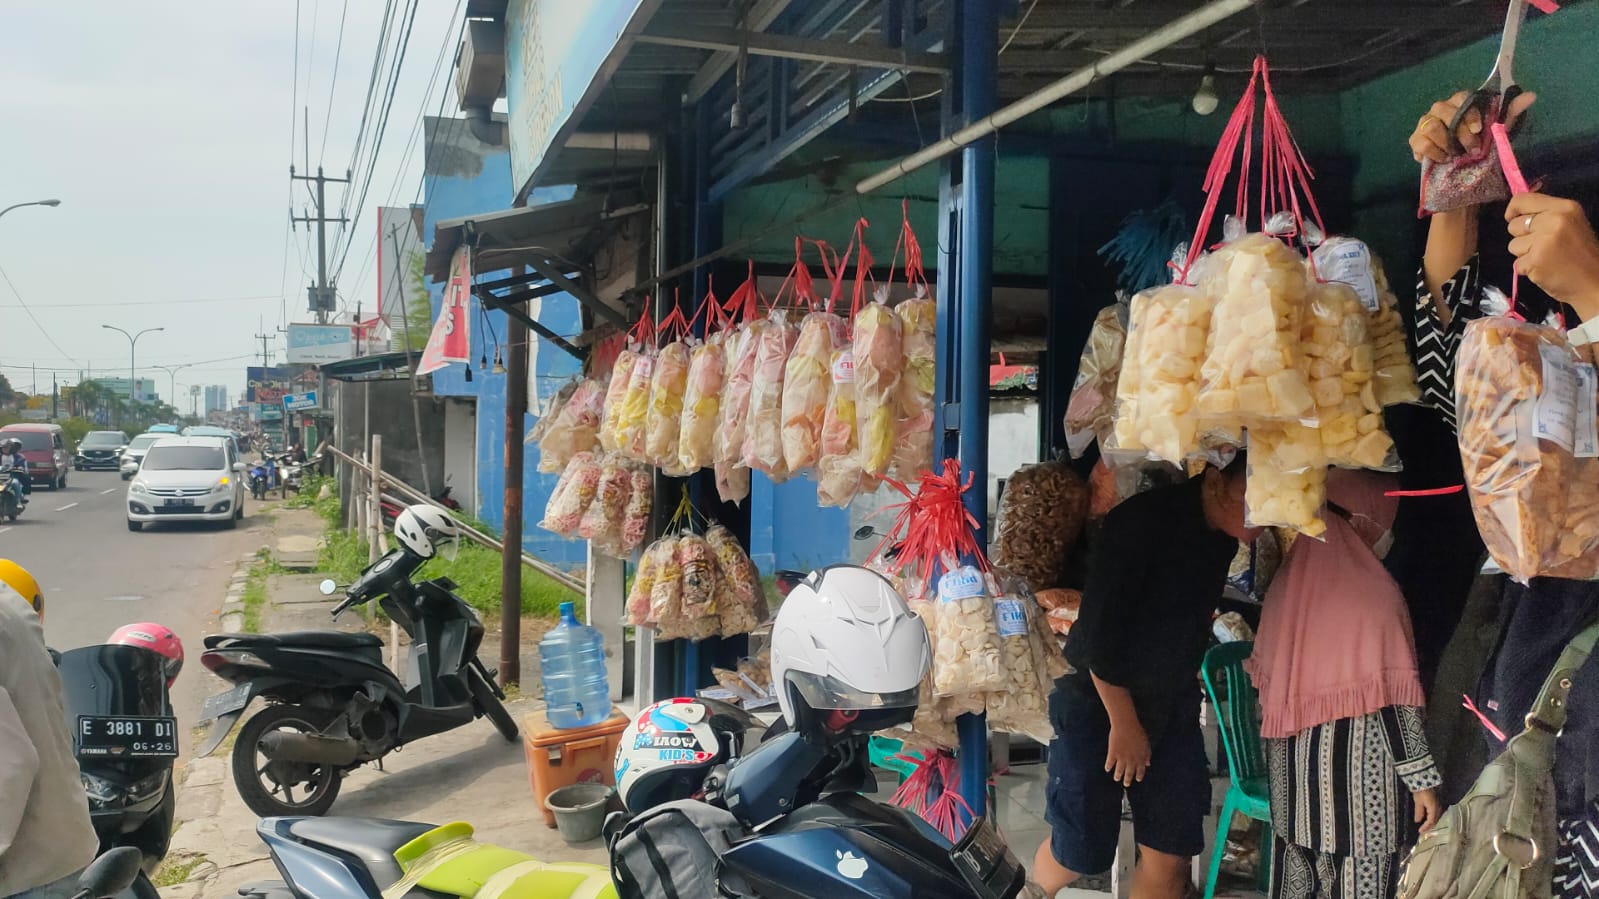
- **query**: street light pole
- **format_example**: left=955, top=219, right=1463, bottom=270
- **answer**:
left=152, top=364, right=190, bottom=415
left=0, top=198, right=62, bottom=221
left=101, top=325, right=164, bottom=425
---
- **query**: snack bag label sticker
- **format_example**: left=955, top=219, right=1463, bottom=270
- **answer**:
left=994, top=599, right=1028, bottom=637
left=831, top=351, right=856, bottom=384
left=937, top=566, right=985, bottom=602
left=1536, top=344, right=1579, bottom=453
left=633, top=356, right=655, bottom=379
left=1320, top=241, right=1380, bottom=311
left=1576, top=363, right=1599, bottom=458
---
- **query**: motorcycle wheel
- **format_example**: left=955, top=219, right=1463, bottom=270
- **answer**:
left=231, top=705, right=344, bottom=818
left=469, top=668, right=519, bottom=743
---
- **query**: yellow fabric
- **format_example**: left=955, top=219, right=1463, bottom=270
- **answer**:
left=385, top=823, right=615, bottom=899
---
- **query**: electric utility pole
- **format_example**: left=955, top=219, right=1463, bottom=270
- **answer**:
left=290, top=161, right=350, bottom=325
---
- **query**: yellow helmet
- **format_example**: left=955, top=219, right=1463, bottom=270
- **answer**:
left=0, top=559, right=43, bottom=620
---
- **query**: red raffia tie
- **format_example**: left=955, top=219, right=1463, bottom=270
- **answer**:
left=813, top=237, right=853, bottom=317
left=723, top=261, right=760, bottom=324
left=658, top=290, right=690, bottom=342
left=850, top=218, right=875, bottom=319
left=628, top=300, right=656, bottom=345
left=1463, top=694, right=1508, bottom=743
left=877, top=459, right=987, bottom=581
left=1384, top=485, right=1464, bottom=497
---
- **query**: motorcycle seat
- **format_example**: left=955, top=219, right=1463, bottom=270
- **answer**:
left=206, top=631, right=384, bottom=649
left=288, top=818, right=433, bottom=889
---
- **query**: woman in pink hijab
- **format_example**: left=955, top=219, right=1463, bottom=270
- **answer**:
left=1245, top=469, right=1443, bottom=899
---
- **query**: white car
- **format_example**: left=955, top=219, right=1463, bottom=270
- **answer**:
left=126, top=437, right=247, bottom=532
left=119, top=433, right=165, bottom=480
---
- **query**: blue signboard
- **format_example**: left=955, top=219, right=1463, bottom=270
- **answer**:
left=505, top=0, right=649, bottom=193
left=282, top=392, right=318, bottom=412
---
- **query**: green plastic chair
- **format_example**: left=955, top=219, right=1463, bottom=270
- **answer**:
left=1200, top=641, right=1273, bottom=898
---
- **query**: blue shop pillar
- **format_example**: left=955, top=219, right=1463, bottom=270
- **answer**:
left=935, top=0, right=999, bottom=821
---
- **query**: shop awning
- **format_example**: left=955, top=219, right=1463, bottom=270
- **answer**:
left=426, top=191, right=648, bottom=360
left=317, top=351, right=415, bottom=383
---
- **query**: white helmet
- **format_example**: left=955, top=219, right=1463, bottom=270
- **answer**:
left=769, top=565, right=930, bottom=738
left=394, top=504, right=460, bottom=560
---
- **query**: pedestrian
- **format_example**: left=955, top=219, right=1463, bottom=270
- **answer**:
left=0, top=560, right=99, bottom=899
left=1033, top=454, right=1259, bottom=899
left=1245, top=469, right=1442, bottom=899
left=1410, top=91, right=1599, bottom=899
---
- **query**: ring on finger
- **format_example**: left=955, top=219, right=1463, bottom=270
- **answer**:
left=1524, top=214, right=1537, bottom=233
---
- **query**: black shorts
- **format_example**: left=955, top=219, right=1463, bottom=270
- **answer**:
left=1044, top=679, right=1210, bottom=875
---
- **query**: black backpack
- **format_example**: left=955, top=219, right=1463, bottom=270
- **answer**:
left=607, top=800, right=745, bottom=899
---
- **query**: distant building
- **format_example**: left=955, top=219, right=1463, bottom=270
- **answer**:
left=204, top=385, right=228, bottom=414
left=100, top=377, right=158, bottom=404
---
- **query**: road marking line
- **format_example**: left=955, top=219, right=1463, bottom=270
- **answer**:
left=0, top=527, right=10, bottom=535
left=100, top=488, right=117, bottom=495
left=55, top=502, right=78, bottom=512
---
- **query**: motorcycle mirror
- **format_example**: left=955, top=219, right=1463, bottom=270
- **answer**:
left=852, top=525, right=878, bottom=541
left=72, top=847, right=142, bottom=899
left=318, top=579, right=338, bottom=596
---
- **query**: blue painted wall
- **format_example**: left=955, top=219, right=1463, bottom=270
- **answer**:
left=748, top=474, right=849, bottom=573
left=421, top=118, right=585, bottom=567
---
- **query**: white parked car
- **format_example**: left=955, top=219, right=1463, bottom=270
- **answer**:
left=126, top=437, right=247, bottom=532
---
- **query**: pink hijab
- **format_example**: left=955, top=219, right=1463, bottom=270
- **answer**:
left=1244, top=469, right=1426, bottom=739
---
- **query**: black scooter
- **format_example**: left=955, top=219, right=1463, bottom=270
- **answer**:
left=194, top=545, right=518, bottom=818
left=56, top=645, right=180, bottom=899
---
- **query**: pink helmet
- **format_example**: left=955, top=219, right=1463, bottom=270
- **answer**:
left=108, top=623, right=184, bottom=687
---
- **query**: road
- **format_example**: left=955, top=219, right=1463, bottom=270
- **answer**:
left=4, top=468, right=271, bottom=727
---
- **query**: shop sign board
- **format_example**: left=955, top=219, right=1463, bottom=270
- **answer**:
left=418, top=246, right=472, bottom=376
left=282, top=392, right=318, bottom=412
left=258, top=404, right=283, bottom=422
left=246, top=366, right=294, bottom=403
left=505, top=0, right=648, bottom=193
left=285, top=324, right=355, bottom=364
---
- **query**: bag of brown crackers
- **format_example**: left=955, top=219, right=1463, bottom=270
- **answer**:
left=1455, top=315, right=1599, bottom=583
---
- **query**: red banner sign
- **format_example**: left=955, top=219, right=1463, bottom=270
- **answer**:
left=418, top=246, right=472, bottom=375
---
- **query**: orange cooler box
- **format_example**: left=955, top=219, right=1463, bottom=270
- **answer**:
left=522, top=705, right=629, bottom=828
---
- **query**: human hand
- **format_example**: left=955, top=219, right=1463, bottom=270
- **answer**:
left=1413, top=787, right=1443, bottom=834
left=1104, top=720, right=1151, bottom=787
left=1410, top=91, right=1537, bottom=164
left=1506, top=193, right=1599, bottom=320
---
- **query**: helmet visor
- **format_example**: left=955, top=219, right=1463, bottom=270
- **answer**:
left=787, top=670, right=919, bottom=713
left=435, top=532, right=460, bottom=562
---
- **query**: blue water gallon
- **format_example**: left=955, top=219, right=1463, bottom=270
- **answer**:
left=538, top=601, right=610, bottom=729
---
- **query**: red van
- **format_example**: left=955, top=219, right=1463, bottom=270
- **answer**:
left=0, top=423, right=70, bottom=489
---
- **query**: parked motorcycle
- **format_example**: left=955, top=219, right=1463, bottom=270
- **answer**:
left=0, top=467, right=26, bottom=521
left=57, top=644, right=181, bottom=899
left=379, top=484, right=462, bottom=528
left=606, top=565, right=1029, bottom=899
left=194, top=510, right=517, bottom=818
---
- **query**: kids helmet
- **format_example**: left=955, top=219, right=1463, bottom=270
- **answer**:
left=768, top=565, right=929, bottom=738
left=0, top=559, right=43, bottom=620
left=615, top=697, right=766, bottom=814
left=109, top=622, right=185, bottom=687
left=394, top=504, right=460, bottom=560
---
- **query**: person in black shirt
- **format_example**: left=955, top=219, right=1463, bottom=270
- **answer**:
left=1033, top=457, right=1258, bottom=899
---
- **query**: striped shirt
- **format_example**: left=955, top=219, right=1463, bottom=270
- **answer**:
left=1412, top=258, right=1484, bottom=432
left=1267, top=705, right=1441, bottom=857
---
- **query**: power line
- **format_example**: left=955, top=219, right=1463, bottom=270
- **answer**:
left=0, top=261, right=75, bottom=363
left=318, top=0, right=351, bottom=165
left=340, top=0, right=401, bottom=223
left=288, top=0, right=301, bottom=164
left=331, top=0, right=422, bottom=286
left=0, top=293, right=282, bottom=310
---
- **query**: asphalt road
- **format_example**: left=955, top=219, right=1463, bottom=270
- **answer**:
left=5, top=468, right=270, bottom=728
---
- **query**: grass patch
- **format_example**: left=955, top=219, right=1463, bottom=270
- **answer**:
left=283, top=475, right=331, bottom=509
left=153, top=854, right=206, bottom=887
left=241, top=560, right=270, bottom=633
left=419, top=542, right=574, bottom=619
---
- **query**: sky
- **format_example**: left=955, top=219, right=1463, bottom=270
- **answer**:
left=0, top=1, right=463, bottom=409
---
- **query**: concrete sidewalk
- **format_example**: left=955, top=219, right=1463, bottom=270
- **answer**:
left=163, top=508, right=608, bottom=899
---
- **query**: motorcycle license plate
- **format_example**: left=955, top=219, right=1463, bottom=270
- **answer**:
left=951, top=817, right=1025, bottom=899
left=76, top=715, right=179, bottom=759
left=164, top=498, right=194, bottom=508
left=198, top=683, right=251, bottom=723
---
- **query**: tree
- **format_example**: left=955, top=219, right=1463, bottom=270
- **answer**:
left=403, top=249, right=431, bottom=351
left=0, top=372, right=12, bottom=407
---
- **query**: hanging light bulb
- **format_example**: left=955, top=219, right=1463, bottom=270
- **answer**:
left=491, top=349, right=506, bottom=375
left=1191, top=65, right=1219, bottom=116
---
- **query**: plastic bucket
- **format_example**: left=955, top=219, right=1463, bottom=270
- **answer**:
left=543, top=783, right=613, bottom=843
